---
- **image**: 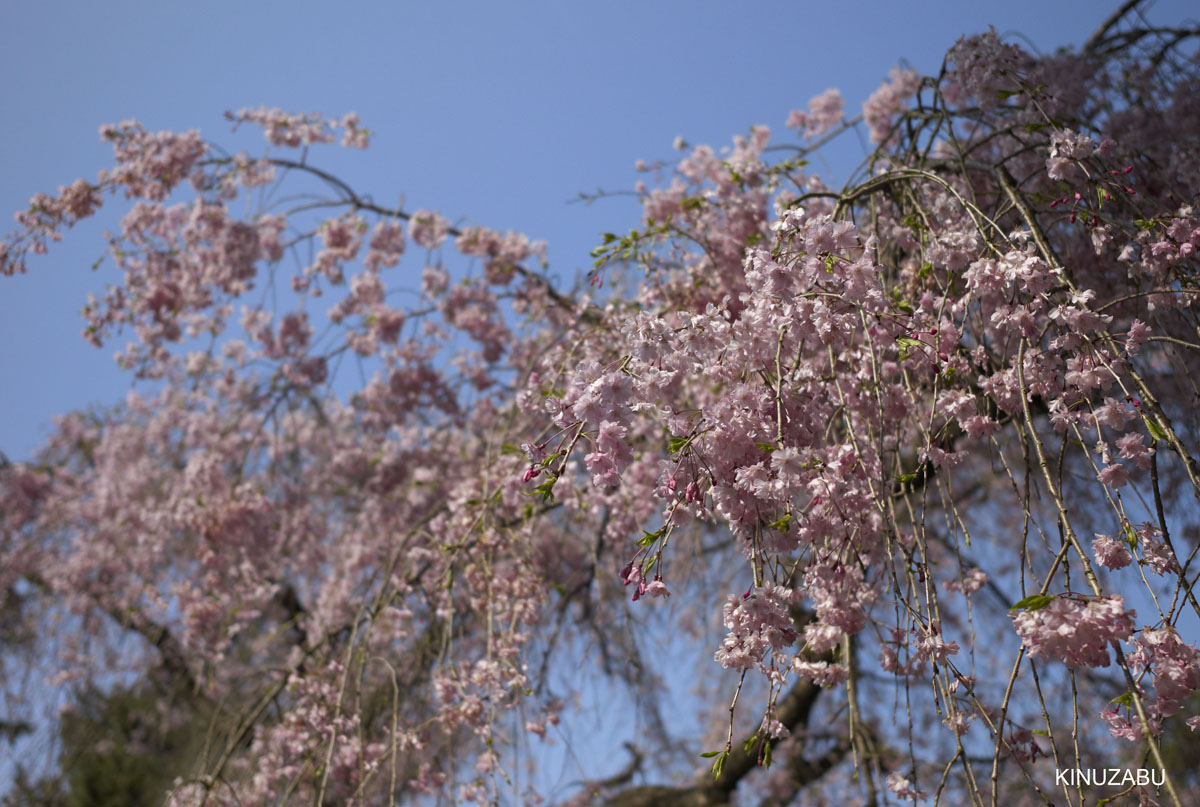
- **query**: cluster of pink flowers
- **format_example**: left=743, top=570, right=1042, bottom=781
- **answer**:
left=1099, top=704, right=1158, bottom=742
left=885, top=771, right=927, bottom=801
left=6, top=9, right=1200, bottom=801
left=791, top=658, right=848, bottom=687
left=1046, top=128, right=1100, bottom=182
left=408, top=209, right=450, bottom=249
left=339, top=112, right=370, bottom=149
left=1128, top=628, right=1200, bottom=719
left=455, top=225, right=545, bottom=285
left=943, top=27, right=1028, bottom=110
left=225, top=106, right=340, bottom=147
left=99, top=120, right=208, bottom=200
left=785, top=88, right=844, bottom=138
left=862, top=66, right=921, bottom=143
left=714, top=585, right=798, bottom=671
left=1141, top=534, right=1177, bottom=575
left=2, top=122, right=206, bottom=276
left=363, top=220, right=406, bottom=270
left=1092, top=534, right=1134, bottom=570
left=945, top=567, right=988, bottom=594
left=1012, top=596, right=1136, bottom=669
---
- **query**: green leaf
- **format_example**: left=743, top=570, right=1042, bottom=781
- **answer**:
left=768, top=513, right=791, bottom=531
left=668, top=435, right=690, bottom=455
left=1009, top=594, right=1054, bottom=612
left=700, top=750, right=721, bottom=758
left=755, top=442, right=777, bottom=453
left=530, top=479, right=556, bottom=504
left=1032, top=729, right=1049, bottom=736
left=896, top=472, right=918, bottom=484
left=1143, top=415, right=1168, bottom=444
left=1111, top=691, right=1133, bottom=707
left=896, top=300, right=914, bottom=314
left=637, top=527, right=666, bottom=548
left=896, top=337, right=924, bottom=363
left=711, top=750, right=728, bottom=780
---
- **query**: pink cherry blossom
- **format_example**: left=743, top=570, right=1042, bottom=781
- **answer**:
left=1012, top=596, right=1135, bottom=669
left=1093, top=534, right=1134, bottom=570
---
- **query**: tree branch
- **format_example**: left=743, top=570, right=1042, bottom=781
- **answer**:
left=597, top=676, right=834, bottom=807
left=1083, top=0, right=1144, bottom=54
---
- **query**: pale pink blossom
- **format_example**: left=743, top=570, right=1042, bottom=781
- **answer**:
left=886, top=771, right=927, bottom=800
left=786, top=88, right=844, bottom=138
left=1012, top=596, right=1135, bottom=668
left=1093, top=534, right=1133, bottom=570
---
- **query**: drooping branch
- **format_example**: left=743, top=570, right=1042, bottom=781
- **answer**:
left=1083, top=0, right=1146, bottom=54
left=595, top=676, right=834, bottom=807
left=251, top=156, right=591, bottom=320
left=24, top=572, right=205, bottom=706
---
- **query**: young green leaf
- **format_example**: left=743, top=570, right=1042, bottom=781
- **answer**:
left=711, top=750, right=728, bottom=780
left=1143, top=415, right=1168, bottom=444
left=1008, top=593, right=1054, bottom=612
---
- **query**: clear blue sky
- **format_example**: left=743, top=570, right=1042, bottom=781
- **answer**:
left=2, top=0, right=1195, bottom=461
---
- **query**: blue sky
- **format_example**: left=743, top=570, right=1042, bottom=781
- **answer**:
left=2, top=0, right=1195, bottom=461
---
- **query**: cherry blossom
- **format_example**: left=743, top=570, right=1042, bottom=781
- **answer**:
left=4, top=8, right=1200, bottom=806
